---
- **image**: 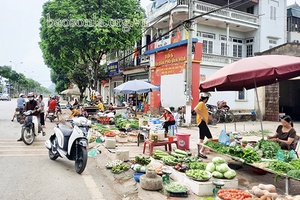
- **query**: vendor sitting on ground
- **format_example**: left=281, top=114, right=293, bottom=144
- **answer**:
left=95, top=100, right=104, bottom=112
left=158, top=107, right=176, bottom=137
left=267, top=115, right=298, bottom=150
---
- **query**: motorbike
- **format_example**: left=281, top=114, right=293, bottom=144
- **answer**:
left=207, top=102, right=235, bottom=124
left=21, top=109, right=42, bottom=145
left=15, top=108, right=25, bottom=124
left=45, top=117, right=91, bottom=174
left=47, top=110, right=57, bottom=122
left=56, top=101, right=62, bottom=114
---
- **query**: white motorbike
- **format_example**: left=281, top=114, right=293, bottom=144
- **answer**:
left=21, top=110, right=42, bottom=145
left=45, top=117, right=91, bottom=174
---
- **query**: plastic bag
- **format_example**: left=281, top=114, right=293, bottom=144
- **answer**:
left=219, top=130, right=230, bottom=146
left=276, top=149, right=286, bottom=162
left=276, top=149, right=295, bottom=162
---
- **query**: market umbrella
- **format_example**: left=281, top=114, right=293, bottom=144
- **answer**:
left=199, top=55, right=300, bottom=138
left=113, top=79, right=160, bottom=115
left=60, top=88, right=81, bottom=96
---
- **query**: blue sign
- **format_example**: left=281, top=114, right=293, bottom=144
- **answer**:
left=107, top=62, right=119, bottom=76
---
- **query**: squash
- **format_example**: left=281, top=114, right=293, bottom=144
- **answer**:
left=258, top=184, right=276, bottom=193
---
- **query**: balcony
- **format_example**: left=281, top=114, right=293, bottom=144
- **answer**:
left=147, top=0, right=259, bottom=32
left=202, top=53, right=241, bottom=67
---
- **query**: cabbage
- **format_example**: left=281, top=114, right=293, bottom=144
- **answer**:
left=212, top=171, right=223, bottom=178
left=223, top=169, right=236, bottom=179
left=216, top=163, right=230, bottom=173
left=206, top=162, right=215, bottom=173
left=212, top=157, right=227, bottom=165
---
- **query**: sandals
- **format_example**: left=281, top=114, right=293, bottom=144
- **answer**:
left=198, top=153, right=208, bottom=159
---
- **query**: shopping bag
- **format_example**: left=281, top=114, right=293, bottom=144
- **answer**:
left=219, top=130, right=230, bottom=146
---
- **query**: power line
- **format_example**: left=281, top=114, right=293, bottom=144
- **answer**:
left=118, top=0, right=252, bottom=63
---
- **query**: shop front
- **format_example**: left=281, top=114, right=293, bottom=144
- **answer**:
left=144, top=39, right=202, bottom=114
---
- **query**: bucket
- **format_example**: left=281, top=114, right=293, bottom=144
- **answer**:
left=175, top=133, right=191, bottom=150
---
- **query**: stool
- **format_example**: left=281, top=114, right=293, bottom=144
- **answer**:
left=143, top=139, right=178, bottom=156
left=168, top=124, right=178, bottom=135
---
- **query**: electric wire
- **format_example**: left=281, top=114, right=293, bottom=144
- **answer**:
left=117, top=0, right=252, bottom=63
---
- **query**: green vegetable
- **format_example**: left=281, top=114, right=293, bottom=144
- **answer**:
left=268, top=160, right=295, bottom=173
left=216, top=163, right=230, bottom=173
left=287, top=170, right=300, bottom=179
left=174, top=149, right=191, bottom=156
left=258, top=139, right=281, bottom=159
left=188, top=162, right=206, bottom=170
left=212, top=157, right=227, bottom=165
left=223, top=169, right=236, bottom=179
left=135, top=156, right=151, bottom=165
left=170, top=151, right=186, bottom=158
left=289, top=159, right=300, bottom=170
left=164, top=182, right=188, bottom=192
left=212, top=171, right=223, bottom=178
left=206, top=162, right=215, bottom=173
left=185, top=169, right=211, bottom=180
left=242, top=148, right=261, bottom=163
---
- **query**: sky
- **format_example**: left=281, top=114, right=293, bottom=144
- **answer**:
left=0, top=0, right=298, bottom=88
left=0, top=0, right=152, bottom=88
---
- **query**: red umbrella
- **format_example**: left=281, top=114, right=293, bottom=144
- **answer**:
left=199, top=55, right=300, bottom=138
left=200, top=55, right=300, bottom=92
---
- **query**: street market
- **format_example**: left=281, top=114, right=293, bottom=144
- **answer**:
left=84, top=106, right=300, bottom=199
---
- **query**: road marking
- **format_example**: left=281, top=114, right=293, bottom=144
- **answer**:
left=0, top=149, right=47, bottom=152
left=0, top=154, right=47, bottom=157
left=82, top=171, right=105, bottom=200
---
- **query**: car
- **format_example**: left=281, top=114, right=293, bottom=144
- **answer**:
left=0, top=93, right=11, bottom=101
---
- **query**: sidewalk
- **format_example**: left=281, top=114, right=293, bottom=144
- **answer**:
left=91, top=120, right=300, bottom=199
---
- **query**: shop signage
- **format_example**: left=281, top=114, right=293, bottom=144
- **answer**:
left=107, top=62, right=119, bottom=76
left=155, top=45, right=187, bottom=67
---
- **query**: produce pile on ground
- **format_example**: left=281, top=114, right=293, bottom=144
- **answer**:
left=91, top=124, right=118, bottom=135
left=250, top=183, right=300, bottom=200
left=105, top=159, right=129, bottom=174
left=164, top=182, right=188, bottom=193
left=206, top=157, right=237, bottom=179
left=131, top=156, right=151, bottom=173
left=217, top=189, right=252, bottom=200
left=114, top=114, right=139, bottom=129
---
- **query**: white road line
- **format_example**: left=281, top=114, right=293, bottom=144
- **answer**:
left=0, top=149, right=47, bottom=152
left=0, top=154, right=48, bottom=157
left=82, top=171, right=105, bottom=200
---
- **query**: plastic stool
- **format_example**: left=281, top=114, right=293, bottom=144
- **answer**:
left=168, top=124, right=178, bottom=135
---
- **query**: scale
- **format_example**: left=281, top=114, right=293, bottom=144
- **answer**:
left=162, top=167, right=172, bottom=184
left=212, top=180, right=225, bottom=198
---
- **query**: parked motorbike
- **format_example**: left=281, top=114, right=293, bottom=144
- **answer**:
left=56, top=101, right=62, bottom=114
left=207, top=101, right=235, bottom=124
left=21, top=109, right=42, bottom=145
left=45, top=117, right=91, bottom=174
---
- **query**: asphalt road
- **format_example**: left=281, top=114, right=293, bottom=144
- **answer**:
left=0, top=98, right=119, bottom=200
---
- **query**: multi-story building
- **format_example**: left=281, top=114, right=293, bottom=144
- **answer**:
left=138, top=0, right=287, bottom=116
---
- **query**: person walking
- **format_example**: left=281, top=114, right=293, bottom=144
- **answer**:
left=194, top=92, right=213, bottom=159
left=37, top=94, right=46, bottom=129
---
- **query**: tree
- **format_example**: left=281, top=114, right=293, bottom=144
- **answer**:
left=40, top=0, right=144, bottom=93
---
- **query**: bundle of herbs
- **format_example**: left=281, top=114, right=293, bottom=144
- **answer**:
left=258, top=139, right=280, bottom=159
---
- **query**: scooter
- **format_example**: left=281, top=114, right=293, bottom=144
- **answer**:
left=21, top=109, right=42, bottom=145
left=47, top=111, right=57, bottom=122
left=45, top=117, right=91, bottom=174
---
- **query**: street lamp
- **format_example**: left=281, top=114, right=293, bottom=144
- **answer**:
left=9, top=61, right=23, bottom=72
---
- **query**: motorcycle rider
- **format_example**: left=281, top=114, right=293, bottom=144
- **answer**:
left=11, top=93, right=26, bottom=122
left=17, top=92, right=45, bottom=141
left=45, top=95, right=59, bottom=121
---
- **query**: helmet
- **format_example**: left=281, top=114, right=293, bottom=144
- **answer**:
left=51, top=95, right=55, bottom=99
left=200, top=92, right=211, bottom=98
left=27, top=92, right=34, bottom=98
left=19, top=93, right=24, bottom=97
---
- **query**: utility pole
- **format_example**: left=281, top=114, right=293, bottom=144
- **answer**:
left=185, top=0, right=194, bottom=126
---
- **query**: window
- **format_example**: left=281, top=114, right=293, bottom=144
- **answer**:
left=269, top=39, right=277, bottom=44
left=246, top=38, right=254, bottom=57
left=221, top=43, right=227, bottom=56
left=203, top=40, right=213, bottom=53
left=270, top=6, right=277, bottom=20
left=237, top=88, right=246, bottom=100
left=233, top=44, right=242, bottom=57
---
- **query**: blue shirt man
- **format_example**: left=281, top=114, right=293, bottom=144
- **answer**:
left=17, top=93, right=25, bottom=109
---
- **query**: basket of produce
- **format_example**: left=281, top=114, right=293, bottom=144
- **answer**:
left=218, top=189, right=252, bottom=200
left=105, top=159, right=123, bottom=169
left=111, top=163, right=129, bottom=174
left=164, top=182, right=188, bottom=197
left=185, top=169, right=212, bottom=182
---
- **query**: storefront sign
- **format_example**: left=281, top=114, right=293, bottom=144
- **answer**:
left=107, top=62, right=119, bottom=76
left=155, top=45, right=187, bottom=67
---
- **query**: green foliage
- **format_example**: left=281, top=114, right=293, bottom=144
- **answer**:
left=258, top=139, right=281, bottom=159
left=40, top=0, right=145, bottom=91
